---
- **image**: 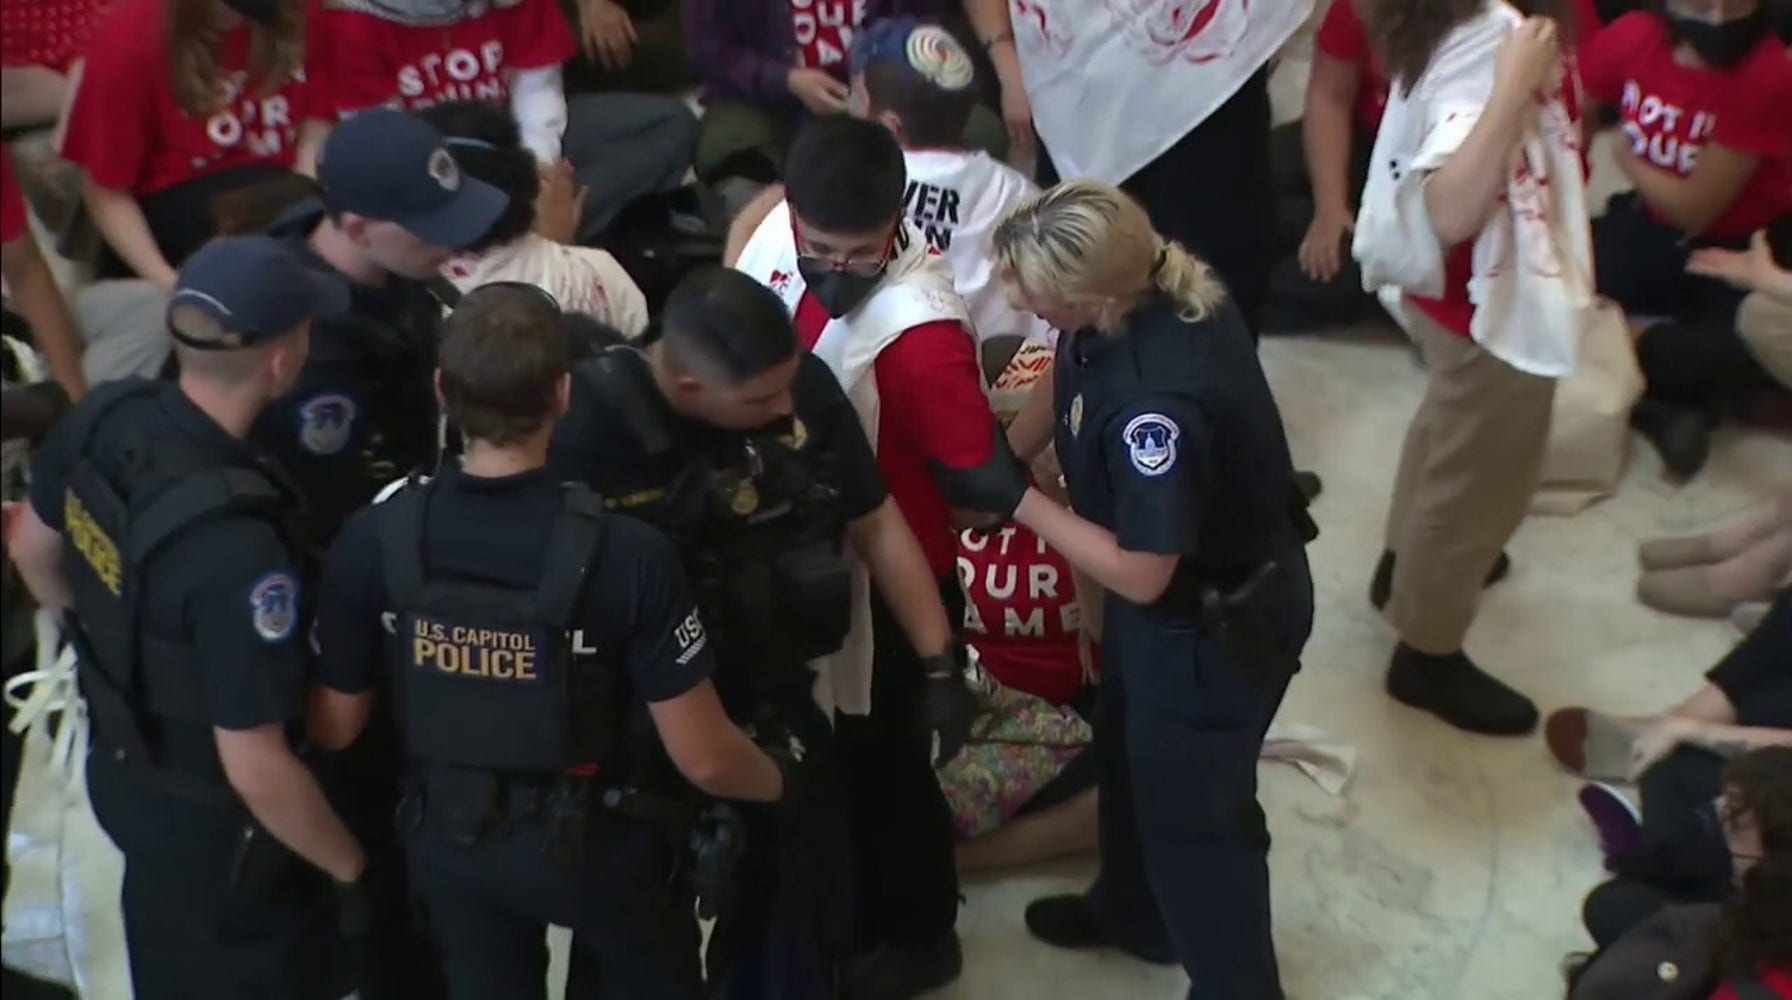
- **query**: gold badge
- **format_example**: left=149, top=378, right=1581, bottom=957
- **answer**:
left=780, top=415, right=809, bottom=451
left=729, top=479, right=761, bottom=516
left=1069, top=394, right=1084, bottom=438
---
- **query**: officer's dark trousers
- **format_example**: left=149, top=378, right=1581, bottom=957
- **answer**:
left=1086, top=552, right=1312, bottom=1000
left=85, top=750, right=336, bottom=1000
left=835, top=580, right=963, bottom=949
left=1039, top=69, right=1275, bottom=338
left=408, top=808, right=702, bottom=1000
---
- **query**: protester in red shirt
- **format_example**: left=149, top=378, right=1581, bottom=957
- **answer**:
left=60, top=0, right=334, bottom=288
left=1581, top=1, right=1792, bottom=478
left=322, top=0, right=700, bottom=241
left=0, top=150, right=84, bottom=399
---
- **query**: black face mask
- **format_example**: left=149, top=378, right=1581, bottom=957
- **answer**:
left=797, top=259, right=884, bottom=319
left=223, top=0, right=281, bottom=21
left=1668, top=9, right=1767, bottom=69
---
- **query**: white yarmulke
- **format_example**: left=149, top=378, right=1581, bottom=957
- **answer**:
left=905, top=25, right=974, bottom=91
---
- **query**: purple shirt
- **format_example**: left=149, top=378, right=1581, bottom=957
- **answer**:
left=684, top=0, right=954, bottom=107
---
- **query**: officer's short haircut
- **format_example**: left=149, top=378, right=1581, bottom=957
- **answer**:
left=660, top=267, right=797, bottom=382
left=784, top=116, right=907, bottom=233
left=862, top=59, right=975, bottom=150
left=438, top=283, right=568, bottom=446
left=417, top=101, right=536, bottom=253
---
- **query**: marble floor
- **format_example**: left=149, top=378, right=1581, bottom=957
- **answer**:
left=940, top=327, right=1791, bottom=1000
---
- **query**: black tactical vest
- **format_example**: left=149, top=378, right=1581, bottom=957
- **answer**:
left=378, top=477, right=621, bottom=776
left=61, top=381, right=304, bottom=803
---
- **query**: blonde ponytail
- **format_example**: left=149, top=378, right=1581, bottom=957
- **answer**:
left=1151, top=241, right=1224, bottom=324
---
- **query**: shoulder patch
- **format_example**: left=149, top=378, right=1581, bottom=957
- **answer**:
left=249, top=572, right=300, bottom=643
left=297, top=393, right=358, bottom=456
left=1122, top=413, right=1180, bottom=477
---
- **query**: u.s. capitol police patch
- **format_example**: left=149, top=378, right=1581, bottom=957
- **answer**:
left=1122, top=413, right=1180, bottom=477
left=297, top=393, right=357, bottom=456
left=249, top=572, right=299, bottom=643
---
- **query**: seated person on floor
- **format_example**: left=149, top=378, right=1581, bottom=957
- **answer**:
left=1, top=149, right=82, bottom=399
left=559, top=0, right=694, bottom=95
left=685, top=0, right=1008, bottom=220
left=849, top=17, right=1050, bottom=351
left=941, top=335, right=1100, bottom=873
left=60, top=0, right=334, bottom=286
left=322, top=0, right=698, bottom=243
left=1580, top=1, right=1792, bottom=477
left=1565, top=746, right=1792, bottom=1000
left=419, top=100, right=649, bottom=336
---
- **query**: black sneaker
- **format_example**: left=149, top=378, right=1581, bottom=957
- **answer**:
left=1385, top=645, right=1538, bottom=736
left=1630, top=398, right=1715, bottom=480
left=1023, top=895, right=1177, bottom=965
left=1294, top=470, right=1323, bottom=503
left=843, top=932, right=963, bottom=1000
left=1369, top=550, right=1512, bottom=611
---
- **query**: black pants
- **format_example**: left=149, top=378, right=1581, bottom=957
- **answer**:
left=833, top=579, right=963, bottom=949
left=1636, top=317, right=1783, bottom=410
left=99, top=162, right=292, bottom=280
left=85, top=750, right=338, bottom=1000
left=1039, top=69, right=1276, bottom=337
left=1593, top=193, right=1749, bottom=329
left=409, top=808, right=702, bottom=1000
left=1086, top=547, right=1312, bottom=1000
left=1262, top=121, right=1383, bottom=332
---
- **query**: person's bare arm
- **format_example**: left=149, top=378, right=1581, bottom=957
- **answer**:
left=1300, top=53, right=1362, bottom=281
left=305, top=687, right=375, bottom=752
left=1676, top=720, right=1792, bottom=758
left=294, top=120, right=331, bottom=178
left=963, top=0, right=1032, bottom=154
left=82, top=177, right=177, bottom=290
left=847, top=498, right=954, bottom=659
left=1, top=231, right=85, bottom=399
left=1620, top=142, right=1762, bottom=238
left=214, top=724, right=366, bottom=883
left=0, top=66, right=70, bottom=129
left=1006, top=364, right=1056, bottom=462
left=1013, top=489, right=1177, bottom=605
left=723, top=184, right=785, bottom=268
left=648, top=680, right=784, bottom=801
left=9, top=504, right=71, bottom=611
left=1667, top=683, right=1740, bottom=726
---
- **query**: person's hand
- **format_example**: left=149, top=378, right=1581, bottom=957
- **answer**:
left=577, top=0, right=637, bottom=72
left=1627, top=715, right=1691, bottom=781
left=534, top=159, right=587, bottom=245
left=928, top=418, right=1031, bottom=517
left=1687, top=229, right=1778, bottom=292
left=1494, top=17, right=1561, bottom=103
left=1000, top=81, right=1034, bottom=159
left=921, top=655, right=978, bottom=766
left=1298, top=203, right=1356, bottom=282
left=787, top=67, right=849, bottom=116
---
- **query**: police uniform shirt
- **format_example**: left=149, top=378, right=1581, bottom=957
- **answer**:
left=28, top=380, right=306, bottom=771
left=312, top=465, right=715, bottom=707
left=547, top=350, right=888, bottom=529
left=1053, top=295, right=1295, bottom=577
left=251, top=242, right=440, bottom=545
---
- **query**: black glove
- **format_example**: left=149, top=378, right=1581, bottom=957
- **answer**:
left=928, top=417, right=1030, bottom=517
left=920, top=652, right=978, bottom=766
left=334, top=875, right=375, bottom=938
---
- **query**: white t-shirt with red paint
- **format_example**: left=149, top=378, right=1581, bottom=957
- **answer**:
left=1583, top=12, right=1792, bottom=240
left=790, top=0, right=865, bottom=75
left=61, top=0, right=333, bottom=195
left=325, top=0, right=576, bottom=113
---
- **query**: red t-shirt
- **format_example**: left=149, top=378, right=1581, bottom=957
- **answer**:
left=325, top=0, right=576, bottom=114
left=790, top=0, right=864, bottom=76
left=0, top=151, right=26, bottom=244
left=1408, top=0, right=1606, bottom=338
left=60, top=0, right=333, bottom=195
left=0, top=0, right=109, bottom=71
left=957, top=520, right=1089, bottom=705
left=1582, top=11, right=1792, bottom=241
left=1710, top=968, right=1792, bottom=1000
left=1314, top=0, right=1389, bottom=134
left=793, top=297, right=995, bottom=582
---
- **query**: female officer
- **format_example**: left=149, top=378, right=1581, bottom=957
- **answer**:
left=938, top=179, right=1315, bottom=1000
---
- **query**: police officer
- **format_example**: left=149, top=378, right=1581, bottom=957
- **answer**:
left=305, top=283, right=790, bottom=999
left=548, top=266, right=975, bottom=998
left=940, top=180, right=1317, bottom=1000
left=7, top=237, right=370, bottom=1000
left=256, top=107, right=508, bottom=547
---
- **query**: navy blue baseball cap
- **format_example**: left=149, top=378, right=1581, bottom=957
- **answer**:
left=167, top=237, right=350, bottom=349
left=317, top=108, right=509, bottom=250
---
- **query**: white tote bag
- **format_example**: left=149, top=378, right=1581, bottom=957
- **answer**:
left=1531, top=300, right=1645, bottom=515
left=3, top=611, right=130, bottom=998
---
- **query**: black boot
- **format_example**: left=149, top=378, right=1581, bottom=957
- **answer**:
left=1385, top=645, right=1538, bottom=736
left=1369, top=550, right=1511, bottom=611
left=1023, top=895, right=1177, bottom=965
left=844, top=933, right=964, bottom=999
left=1630, top=398, right=1715, bottom=480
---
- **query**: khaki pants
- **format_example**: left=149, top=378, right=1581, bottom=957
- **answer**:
left=1383, top=309, right=1556, bottom=654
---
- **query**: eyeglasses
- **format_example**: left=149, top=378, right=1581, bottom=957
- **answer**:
left=791, top=222, right=894, bottom=278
